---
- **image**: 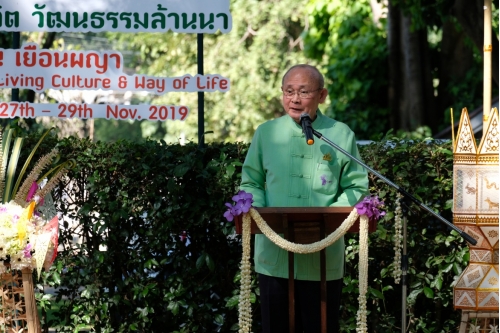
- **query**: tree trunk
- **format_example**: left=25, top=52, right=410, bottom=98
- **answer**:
left=400, top=13, right=426, bottom=131
left=421, top=27, right=437, bottom=133
left=388, top=5, right=434, bottom=132
left=438, top=19, right=475, bottom=116
left=387, top=1, right=402, bottom=130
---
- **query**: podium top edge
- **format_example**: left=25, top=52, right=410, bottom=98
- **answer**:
left=253, top=207, right=355, bottom=214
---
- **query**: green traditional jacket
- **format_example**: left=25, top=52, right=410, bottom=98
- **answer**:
left=240, top=110, right=368, bottom=281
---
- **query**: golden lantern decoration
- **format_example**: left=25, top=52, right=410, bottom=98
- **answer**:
left=453, top=107, right=499, bottom=312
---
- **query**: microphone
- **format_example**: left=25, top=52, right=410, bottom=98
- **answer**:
left=300, top=113, right=314, bottom=145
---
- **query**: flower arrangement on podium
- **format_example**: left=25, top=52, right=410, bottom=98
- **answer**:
left=0, top=127, right=71, bottom=332
left=0, top=190, right=60, bottom=277
left=0, top=128, right=71, bottom=276
left=225, top=191, right=386, bottom=333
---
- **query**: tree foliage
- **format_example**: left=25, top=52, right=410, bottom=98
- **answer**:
left=303, top=0, right=499, bottom=140
left=304, top=0, right=389, bottom=139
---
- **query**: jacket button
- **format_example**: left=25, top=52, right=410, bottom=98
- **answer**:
left=297, top=194, right=301, bottom=198
left=299, top=174, right=303, bottom=178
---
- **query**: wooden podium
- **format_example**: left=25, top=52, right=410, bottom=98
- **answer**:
left=235, top=207, right=376, bottom=333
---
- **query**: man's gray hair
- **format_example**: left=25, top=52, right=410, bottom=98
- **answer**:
left=282, top=64, right=324, bottom=89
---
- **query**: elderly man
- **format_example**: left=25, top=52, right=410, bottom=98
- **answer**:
left=240, top=64, right=368, bottom=333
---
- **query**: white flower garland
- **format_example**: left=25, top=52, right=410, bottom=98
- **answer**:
left=238, top=207, right=369, bottom=333
left=238, top=208, right=252, bottom=333
left=393, top=194, right=403, bottom=284
left=356, top=209, right=368, bottom=333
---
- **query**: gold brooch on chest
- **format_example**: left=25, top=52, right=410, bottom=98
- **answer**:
left=322, top=153, right=332, bottom=161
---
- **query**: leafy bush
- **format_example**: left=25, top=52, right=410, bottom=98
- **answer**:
left=23, top=133, right=466, bottom=333
left=351, top=138, right=466, bottom=332
left=32, top=137, right=248, bottom=332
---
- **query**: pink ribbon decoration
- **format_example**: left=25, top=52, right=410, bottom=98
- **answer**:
left=42, top=215, right=59, bottom=265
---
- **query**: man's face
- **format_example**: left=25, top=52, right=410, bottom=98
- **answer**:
left=281, top=68, right=327, bottom=123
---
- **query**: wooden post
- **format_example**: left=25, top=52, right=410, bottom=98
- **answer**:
left=320, top=216, right=327, bottom=333
left=283, top=214, right=296, bottom=333
left=22, top=268, right=42, bottom=333
left=483, top=0, right=492, bottom=131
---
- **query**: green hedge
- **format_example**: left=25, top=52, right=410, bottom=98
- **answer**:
left=24, top=134, right=466, bottom=333
left=348, top=139, right=467, bottom=332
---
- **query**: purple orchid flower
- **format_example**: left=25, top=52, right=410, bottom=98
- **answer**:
left=232, top=190, right=253, bottom=207
left=223, top=190, right=254, bottom=222
left=26, top=182, right=38, bottom=202
left=223, top=203, right=236, bottom=222
left=223, top=202, right=243, bottom=222
left=355, top=195, right=386, bottom=221
left=23, top=243, right=33, bottom=258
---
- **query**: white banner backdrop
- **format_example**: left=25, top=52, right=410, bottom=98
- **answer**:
left=0, top=102, right=190, bottom=121
left=0, top=0, right=232, bottom=33
left=0, top=44, right=230, bottom=94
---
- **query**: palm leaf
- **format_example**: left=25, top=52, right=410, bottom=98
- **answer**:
left=1, top=128, right=13, bottom=185
left=0, top=129, right=8, bottom=200
left=3, top=137, right=24, bottom=203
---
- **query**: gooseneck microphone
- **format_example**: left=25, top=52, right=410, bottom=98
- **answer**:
left=300, top=113, right=314, bottom=145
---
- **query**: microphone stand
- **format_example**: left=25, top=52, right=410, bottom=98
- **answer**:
left=309, top=127, right=477, bottom=333
left=399, top=196, right=410, bottom=333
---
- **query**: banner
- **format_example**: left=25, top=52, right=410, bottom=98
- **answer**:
left=0, top=0, right=232, bottom=33
left=0, top=102, right=190, bottom=121
left=0, top=44, right=230, bottom=94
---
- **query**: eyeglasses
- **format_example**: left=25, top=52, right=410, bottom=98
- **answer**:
left=282, top=88, right=322, bottom=99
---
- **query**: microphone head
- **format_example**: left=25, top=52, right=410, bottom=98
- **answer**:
left=300, top=113, right=311, bottom=122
